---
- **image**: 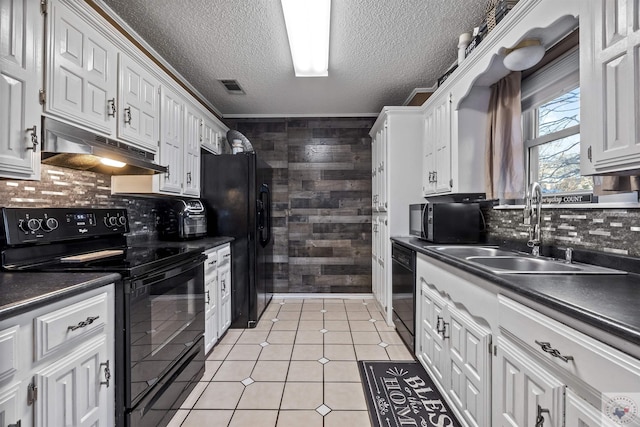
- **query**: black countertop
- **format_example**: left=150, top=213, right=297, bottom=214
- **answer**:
left=0, top=271, right=121, bottom=321
left=392, top=236, right=640, bottom=354
left=0, top=237, right=233, bottom=322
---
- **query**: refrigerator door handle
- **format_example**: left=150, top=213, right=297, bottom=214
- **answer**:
left=258, top=184, right=272, bottom=247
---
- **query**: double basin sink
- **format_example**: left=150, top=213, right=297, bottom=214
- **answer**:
left=428, top=246, right=626, bottom=275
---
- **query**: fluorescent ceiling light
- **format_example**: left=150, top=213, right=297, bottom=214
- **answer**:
left=100, top=157, right=126, bottom=168
left=281, top=0, right=331, bottom=77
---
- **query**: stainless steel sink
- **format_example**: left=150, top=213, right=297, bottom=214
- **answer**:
left=429, top=245, right=626, bottom=275
left=429, top=246, right=515, bottom=257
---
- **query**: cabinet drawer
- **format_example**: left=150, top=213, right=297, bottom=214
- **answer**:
left=204, top=250, right=218, bottom=276
left=34, top=292, right=108, bottom=361
left=217, top=244, right=231, bottom=267
left=498, top=295, right=640, bottom=393
left=0, top=325, right=19, bottom=381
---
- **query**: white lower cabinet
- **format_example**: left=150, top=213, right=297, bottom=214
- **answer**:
left=416, top=256, right=492, bottom=427
left=0, top=284, right=114, bottom=427
left=203, top=248, right=219, bottom=354
left=36, top=335, right=111, bottom=427
left=497, top=295, right=640, bottom=427
left=565, top=388, right=620, bottom=427
left=203, top=243, right=232, bottom=354
left=494, top=335, right=564, bottom=427
left=416, top=254, right=640, bottom=427
left=371, top=214, right=389, bottom=321
left=217, top=244, right=232, bottom=335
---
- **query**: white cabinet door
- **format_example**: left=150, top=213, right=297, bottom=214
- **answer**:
left=446, top=304, right=491, bottom=427
left=422, top=92, right=453, bottom=195
left=378, top=122, right=388, bottom=212
left=434, top=94, right=452, bottom=193
left=0, top=0, right=42, bottom=180
left=183, top=103, right=201, bottom=197
left=204, top=250, right=219, bottom=354
left=419, top=283, right=447, bottom=387
left=494, top=336, right=564, bottom=427
left=118, top=53, right=159, bottom=152
left=35, top=336, right=113, bottom=427
left=217, top=245, right=232, bottom=335
left=371, top=215, right=381, bottom=305
left=201, top=116, right=224, bottom=154
left=565, top=389, right=620, bottom=427
left=0, top=382, right=28, bottom=427
left=423, top=109, right=436, bottom=195
left=46, top=0, right=118, bottom=135
left=580, top=0, right=640, bottom=174
left=159, top=86, right=183, bottom=194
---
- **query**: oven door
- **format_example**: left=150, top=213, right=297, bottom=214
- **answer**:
left=123, top=256, right=205, bottom=409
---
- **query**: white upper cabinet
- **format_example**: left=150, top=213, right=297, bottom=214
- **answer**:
left=117, top=53, right=160, bottom=152
left=580, top=0, right=640, bottom=174
left=46, top=0, right=118, bottom=135
left=0, top=0, right=42, bottom=180
left=159, top=85, right=184, bottom=194
left=422, top=92, right=452, bottom=195
left=183, top=102, right=201, bottom=196
left=201, top=116, right=225, bottom=154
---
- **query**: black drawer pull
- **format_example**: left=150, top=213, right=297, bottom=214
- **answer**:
left=535, top=340, right=574, bottom=362
left=67, top=315, right=100, bottom=332
left=100, top=360, right=111, bottom=387
left=536, top=405, right=549, bottom=426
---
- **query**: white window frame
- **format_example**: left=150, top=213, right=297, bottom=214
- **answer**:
left=522, top=48, right=584, bottom=195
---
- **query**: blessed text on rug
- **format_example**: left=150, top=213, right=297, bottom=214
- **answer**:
left=359, top=360, right=461, bottom=427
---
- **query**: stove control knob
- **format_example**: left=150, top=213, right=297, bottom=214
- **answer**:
left=20, top=218, right=41, bottom=232
left=108, top=216, right=119, bottom=227
left=118, top=216, right=127, bottom=226
left=42, top=217, right=59, bottom=232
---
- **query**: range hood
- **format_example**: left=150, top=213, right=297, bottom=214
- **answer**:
left=41, top=118, right=167, bottom=175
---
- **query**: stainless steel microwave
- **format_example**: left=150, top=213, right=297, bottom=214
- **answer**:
left=409, top=202, right=481, bottom=243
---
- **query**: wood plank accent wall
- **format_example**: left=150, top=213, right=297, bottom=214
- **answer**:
left=228, top=118, right=375, bottom=293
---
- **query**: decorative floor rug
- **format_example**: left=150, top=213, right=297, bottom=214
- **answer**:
left=359, top=361, right=462, bottom=427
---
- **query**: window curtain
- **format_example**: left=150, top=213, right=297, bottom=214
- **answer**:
left=593, top=176, right=640, bottom=195
left=485, top=71, right=524, bottom=200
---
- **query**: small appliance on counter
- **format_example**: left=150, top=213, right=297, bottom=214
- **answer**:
left=157, top=199, right=208, bottom=240
left=410, top=201, right=481, bottom=243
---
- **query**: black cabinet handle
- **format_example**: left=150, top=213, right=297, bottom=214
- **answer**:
left=107, top=99, right=116, bottom=117
left=27, top=125, right=38, bottom=150
left=100, top=360, right=111, bottom=387
left=124, top=107, right=132, bottom=124
left=535, top=405, right=549, bottom=426
left=67, top=316, right=100, bottom=331
left=535, top=340, right=574, bottom=363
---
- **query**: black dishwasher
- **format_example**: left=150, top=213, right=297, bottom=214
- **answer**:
left=391, top=242, right=416, bottom=353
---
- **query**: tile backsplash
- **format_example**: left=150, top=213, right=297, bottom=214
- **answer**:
left=0, top=165, right=159, bottom=237
left=485, top=207, right=640, bottom=257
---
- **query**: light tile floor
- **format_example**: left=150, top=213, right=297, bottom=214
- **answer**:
left=167, top=297, right=414, bottom=427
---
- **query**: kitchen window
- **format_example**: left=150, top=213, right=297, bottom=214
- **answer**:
left=521, top=48, right=592, bottom=194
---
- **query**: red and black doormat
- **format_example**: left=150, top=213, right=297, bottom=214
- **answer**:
left=358, top=361, right=462, bottom=427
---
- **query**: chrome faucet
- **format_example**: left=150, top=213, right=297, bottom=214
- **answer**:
left=524, top=182, right=542, bottom=256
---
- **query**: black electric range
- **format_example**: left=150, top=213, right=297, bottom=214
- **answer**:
left=0, top=207, right=206, bottom=427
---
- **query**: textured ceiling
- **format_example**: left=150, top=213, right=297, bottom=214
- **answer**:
left=99, top=0, right=487, bottom=117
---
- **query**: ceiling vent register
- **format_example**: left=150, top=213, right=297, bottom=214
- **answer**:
left=219, top=79, right=245, bottom=94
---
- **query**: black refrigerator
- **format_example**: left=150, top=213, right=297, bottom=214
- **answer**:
left=201, top=151, right=274, bottom=328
